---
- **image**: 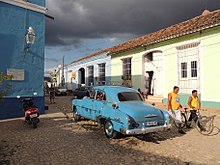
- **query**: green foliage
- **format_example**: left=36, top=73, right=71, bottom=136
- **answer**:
left=0, top=72, right=12, bottom=102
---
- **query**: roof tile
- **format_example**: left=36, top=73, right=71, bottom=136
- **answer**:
left=69, top=9, right=220, bottom=65
left=109, top=9, right=220, bottom=54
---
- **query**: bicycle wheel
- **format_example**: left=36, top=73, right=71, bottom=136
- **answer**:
left=174, top=113, right=186, bottom=129
left=195, top=116, right=215, bottom=135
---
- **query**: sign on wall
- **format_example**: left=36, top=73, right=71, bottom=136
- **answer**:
left=7, top=68, right=25, bottom=81
left=72, top=72, right=76, bottom=78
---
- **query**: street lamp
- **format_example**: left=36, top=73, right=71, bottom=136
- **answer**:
left=24, top=26, right=36, bottom=54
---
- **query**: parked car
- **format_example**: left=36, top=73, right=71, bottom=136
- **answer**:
left=72, top=87, right=90, bottom=99
left=72, top=86, right=171, bottom=139
left=55, top=87, right=67, bottom=96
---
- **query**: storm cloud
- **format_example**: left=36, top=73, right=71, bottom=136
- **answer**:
left=46, top=0, right=220, bottom=47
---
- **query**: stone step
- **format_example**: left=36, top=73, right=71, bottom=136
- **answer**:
left=146, top=96, right=163, bottom=103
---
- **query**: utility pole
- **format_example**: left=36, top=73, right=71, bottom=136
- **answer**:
left=61, top=55, right=65, bottom=87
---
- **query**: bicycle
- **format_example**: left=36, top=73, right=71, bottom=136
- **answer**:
left=173, top=108, right=216, bottom=135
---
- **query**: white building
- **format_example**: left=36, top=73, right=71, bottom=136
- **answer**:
left=64, top=51, right=111, bottom=90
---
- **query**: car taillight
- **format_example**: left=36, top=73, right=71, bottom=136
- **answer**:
left=25, top=111, right=31, bottom=115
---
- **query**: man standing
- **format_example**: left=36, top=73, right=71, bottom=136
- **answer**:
left=188, top=90, right=204, bottom=130
left=168, top=86, right=186, bottom=134
left=49, top=87, right=55, bottom=104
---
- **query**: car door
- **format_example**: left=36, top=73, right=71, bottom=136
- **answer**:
left=81, top=90, right=95, bottom=120
left=90, top=90, right=106, bottom=120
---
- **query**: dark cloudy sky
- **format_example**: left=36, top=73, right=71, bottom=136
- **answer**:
left=45, top=0, right=220, bottom=75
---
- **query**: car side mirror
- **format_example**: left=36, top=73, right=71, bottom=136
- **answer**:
left=112, top=103, right=118, bottom=109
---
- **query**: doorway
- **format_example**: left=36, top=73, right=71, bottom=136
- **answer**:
left=145, top=71, right=154, bottom=95
left=78, top=68, right=85, bottom=87
left=143, top=50, right=163, bottom=96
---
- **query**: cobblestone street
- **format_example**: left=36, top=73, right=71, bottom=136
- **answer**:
left=1, top=96, right=220, bottom=165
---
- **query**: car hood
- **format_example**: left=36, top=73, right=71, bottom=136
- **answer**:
left=118, top=101, right=164, bottom=122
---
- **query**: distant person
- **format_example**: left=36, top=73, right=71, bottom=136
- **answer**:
left=89, top=92, right=94, bottom=99
left=46, top=84, right=50, bottom=94
left=188, top=90, right=204, bottom=131
left=97, top=93, right=104, bottom=101
left=168, top=86, right=186, bottom=134
left=49, top=87, right=55, bottom=104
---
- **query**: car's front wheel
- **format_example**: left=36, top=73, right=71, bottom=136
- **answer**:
left=104, top=120, right=120, bottom=139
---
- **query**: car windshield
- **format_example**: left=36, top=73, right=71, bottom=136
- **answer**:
left=118, top=92, right=143, bottom=101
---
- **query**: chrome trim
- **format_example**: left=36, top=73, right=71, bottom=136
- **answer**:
left=144, top=114, right=158, bottom=118
left=125, top=123, right=168, bottom=135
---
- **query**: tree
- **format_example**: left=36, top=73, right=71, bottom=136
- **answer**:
left=0, top=72, right=12, bottom=102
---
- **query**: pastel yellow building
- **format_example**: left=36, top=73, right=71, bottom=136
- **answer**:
left=109, top=10, right=220, bottom=108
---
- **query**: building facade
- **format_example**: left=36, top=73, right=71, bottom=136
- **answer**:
left=0, top=0, right=46, bottom=119
left=65, top=52, right=111, bottom=90
left=110, top=10, right=220, bottom=108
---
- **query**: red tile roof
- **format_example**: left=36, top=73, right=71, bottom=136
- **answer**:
left=109, top=9, right=220, bottom=54
left=68, top=48, right=111, bottom=65
left=68, top=9, right=220, bottom=65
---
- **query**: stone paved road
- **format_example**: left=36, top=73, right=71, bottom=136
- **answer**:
left=0, top=96, right=220, bottom=165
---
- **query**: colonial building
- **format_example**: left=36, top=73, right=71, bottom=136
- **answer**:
left=0, top=0, right=47, bottom=119
left=64, top=50, right=111, bottom=90
left=109, top=10, right=220, bottom=108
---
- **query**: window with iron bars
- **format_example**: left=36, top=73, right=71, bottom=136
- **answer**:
left=177, top=42, right=200, bottom=94
left=122, top=57, right=132, bottom=80
left=191, top=61, right=197, bottom=77
left=87, top=66, right=94, bottom=86
left=98, top=63, right=105, bottom=84
left=181, top=62, right=187, bottom=78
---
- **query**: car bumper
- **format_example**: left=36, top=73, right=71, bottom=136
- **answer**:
left=125, top=122, right=170, bottom=135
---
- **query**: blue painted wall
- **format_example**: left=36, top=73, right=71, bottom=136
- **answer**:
left=0, top=2, right=45, bottom=119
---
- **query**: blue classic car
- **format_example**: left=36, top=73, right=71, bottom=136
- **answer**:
left=72, top=86, right=171, bottom=138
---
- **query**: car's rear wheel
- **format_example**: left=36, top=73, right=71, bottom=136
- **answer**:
left=104, top=120, right=120, bottom=139
left=73, top=106, right=81, bottom=122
